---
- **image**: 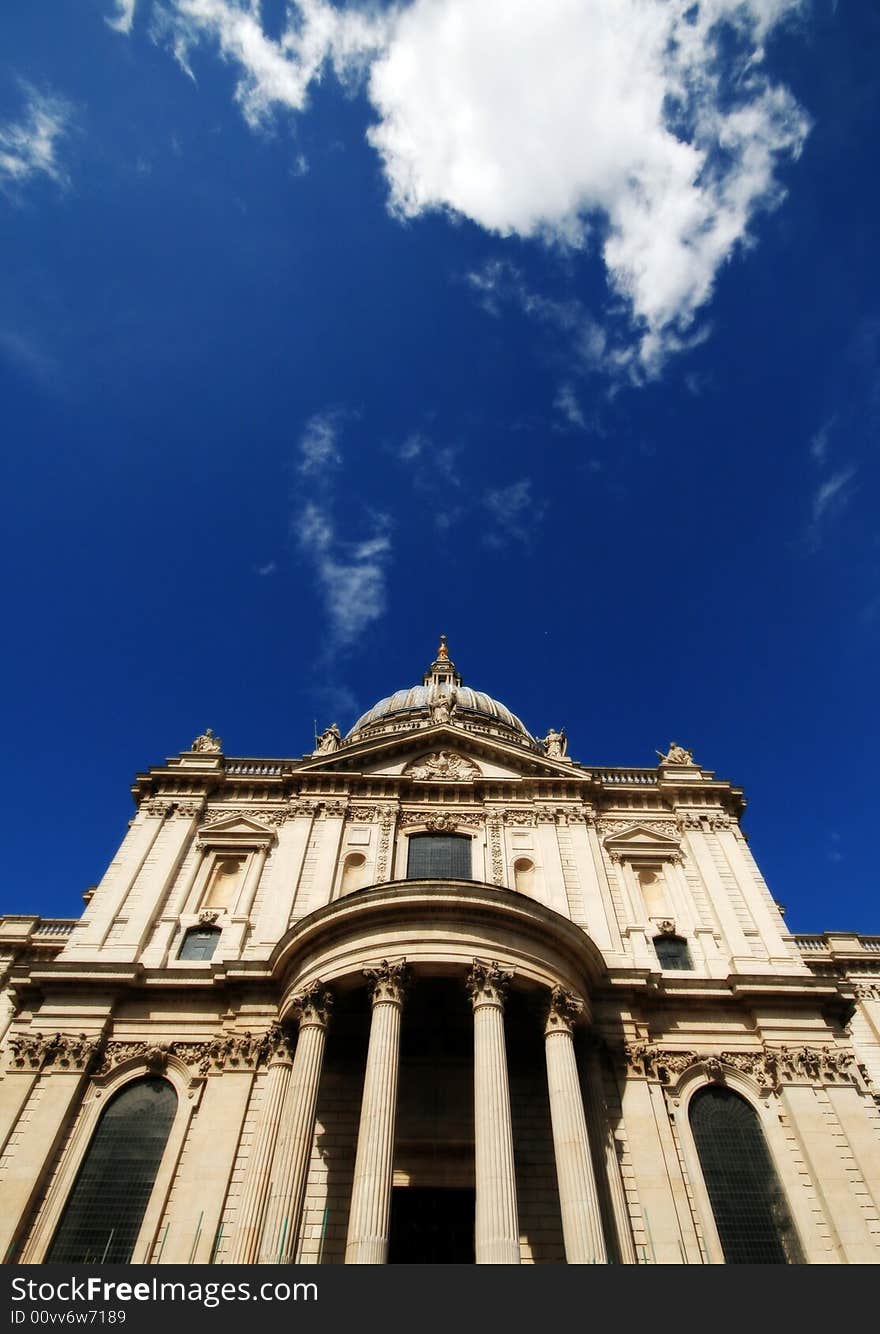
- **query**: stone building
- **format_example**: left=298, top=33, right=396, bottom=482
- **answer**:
left=1, top=639, right=879, bottom=1265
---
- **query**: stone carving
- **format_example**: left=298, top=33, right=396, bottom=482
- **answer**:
left=375, top=805, right=396, bottom=881
left=657, top=742, right=694, bottom=766
left=620, top=1041, right=859, bottom=1090
left=406, top=751, right=480, bottom=781
left=191, top=728, right=223, bottom=753
left=143, top=797, right=174, bottom=818
left=657, top=920, right=676, bottom=936
left=501, top=808, right=537, bottom=827
left=540, top=727, right=567, bottom=759
left=363, top=959, right=409, bottom=1005
left=429, top=690, right=457, bottom=725
left=854, top=983, right=880, bottom=1001
left=706, top=813, right=731, bottom=831
left=545, top=986, right=583, bottom=1036
left=486, top=815, right=505, bottom=885
left=292, top=981, right=334, bottom=1028
left=199, top=909, right=221, bottom=925
left=313, top=723, right=341, bottom=756
left=676, top=812, right=704, bottom=831
left=467, top=959, right=513, bottom=1007
left=175, top=801, right=205, bottom=819
left=288, top=800, right=320, bottom=819
left=597, top=818, right=681, bottom=840
left=348, top=805, right=378, bottom=822
left=261, top=1021, right=297, bottom=1065
left=400, top=810, right=484, bottom=830
left=318, top=801, right=347, bottom=820
left=7, top=1031, right=103, bottom=1073
left=195, top=1031, right=264, bottom=1074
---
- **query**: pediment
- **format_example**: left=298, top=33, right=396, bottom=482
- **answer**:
left=297, top=723, right=577, bottom=781
left=198, top=813, right=278, bottom=843
left=602, top=823, right=681, bottom=860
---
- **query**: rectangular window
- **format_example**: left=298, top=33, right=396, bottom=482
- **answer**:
left=406, top=834, right=472, bottom=881
left=178, top=927, right=221, bottom=961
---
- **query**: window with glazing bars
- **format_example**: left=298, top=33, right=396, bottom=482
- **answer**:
left=690, top=1086, right=803, bottom=1264
left=46, top=1077, right=177, bottom=1264
left=653, top=935, right=693, bottom=970
left=178, top=926, right=221, bottom=960
left=406, top=833, right=472, bottom=881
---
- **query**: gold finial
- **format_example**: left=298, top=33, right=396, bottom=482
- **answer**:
left=437, top=634, right=449, bottom=661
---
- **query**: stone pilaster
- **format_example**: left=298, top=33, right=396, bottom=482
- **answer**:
left=468, top=960, right=520, bottom=1265
left=543, top=989, right=607, bottom=1264
left=260, top=984, right=333, bottom=1264
left=584, top=1043, right=636, bottom=1264
left=227, top=1024, right=294, bottom=1264
left=345, top=961, right=408, bottom=1264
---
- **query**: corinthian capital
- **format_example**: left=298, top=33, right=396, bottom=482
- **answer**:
left=467, top=959, right=513, bottom=1009
left=544, top=986, right=583, bottom=1037
left=363, top=959, right=409, bottom=1006
left=292, top=980, right=334, bottom=1028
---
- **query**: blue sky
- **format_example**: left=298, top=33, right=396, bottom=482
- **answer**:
left=1, top=0, right=877, bottom=935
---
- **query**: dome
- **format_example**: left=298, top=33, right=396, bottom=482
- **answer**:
left=346, top=638, right=536, bottom=747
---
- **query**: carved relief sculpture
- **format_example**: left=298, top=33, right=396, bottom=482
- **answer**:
left=405, top=751, right=480, bottom=781
left=191, top=728, right=223, bottom=753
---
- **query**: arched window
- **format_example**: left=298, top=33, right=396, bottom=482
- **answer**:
left=406, top=833, right=471, bottom=881
left=690, top=1086, right=803, bottom=1264
left=46, top=1077, right=177, bottom=1264
left=178, top=926, right=221, bottom=960
left=653, top=934, right=693, bottom=970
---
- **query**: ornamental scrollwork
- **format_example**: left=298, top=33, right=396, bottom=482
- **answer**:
left=364, top=960, right=409, bottom=1005
left=545, top=987, right=583, bottom=1036
left=405, top=751, right=480, bottom=781
left=467, top=959, right=513, bottom=1008
left=486, top=816, right=505, bottom=885
left=292, top=981, right=334, bottom=1028
left=400, top=810, right=483, bottom=833
left=375, top=805, right=397, bottom=881
left=620, top=1042, right=859, bottom=1091
left=348, top=805, right=378, bottom=823
left=7, top=1031, right=104, bottom=1074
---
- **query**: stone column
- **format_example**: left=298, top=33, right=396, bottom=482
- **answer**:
left=227, top=1024, right=294, bottom=1264
left=468, top=960, right=520, bottom=1264
left=584, top=1042, right=636, bottom=1264
left=544, top=989, right=607, bottom=1264
left=260, top=983, right=333, bottom=1264
left=345, top=961, right=408, bottom=1264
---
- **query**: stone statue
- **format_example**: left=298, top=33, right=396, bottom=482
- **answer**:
left=540, top=727, right=567, bottom=759
left=657, top=742, right=693, bottom=766
left=191, top=728, right=222, bottom=753
left=429, top=690, right=457, bottom=725
left=314, top=723, right=342, bottom=756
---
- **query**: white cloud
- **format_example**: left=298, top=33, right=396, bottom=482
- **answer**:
left=157, top=0, right=388, bottom=128
left=0, top=85, right=74, bottom=195
left=809, top=417, right=835, bottom=466
left=255, top=560, right=277, bottom=576
left=368, top=0, right=808, bottom=372
left=812, top=467, right=856, bottom=526
left=484, top=478, right=546, bottom=547
left=106, top=0, right=137, bottom=33
left=294, top=501, right=392, bottom=648
left=554, top=383, right=585, bottom=430
left=153, top=0, right=808, bottom=376
left=298, top=409, right=343, bottom=477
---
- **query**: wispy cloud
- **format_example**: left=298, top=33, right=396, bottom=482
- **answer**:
left=106, top=0, right=137, bottom=33
left=147, top=0, right=809, bottom=380
left=0, top=327, right=61, bottom=391
left=294, top=501, right=392, bottom=649
left=255, top=560, right=276, bottom=577
left=0, top=84, right=74, bottom=196
left=483, top=478, right=546, bottom=548
left=298, top=409, right=344, bottom=478
left=811, top=468, right=857, bottom=528
left=554, top=383, right=585, bottom=430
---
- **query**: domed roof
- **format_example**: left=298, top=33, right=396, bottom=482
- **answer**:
left=346, top=638, right=536, bottom=747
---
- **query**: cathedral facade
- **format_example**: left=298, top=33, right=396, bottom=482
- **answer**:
left=1, top=640, right=879, bottom=1265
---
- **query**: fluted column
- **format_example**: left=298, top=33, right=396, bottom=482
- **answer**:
left=228, top=1024, right=294, bottom=1264
left=259, top=983, right=333, bottom=1264
left=544, top=987, right=607, bottom=1264
left=468, top=960, right=520, bottom=1264
left=345, top=960, right=409, bottom=1264
left=584, top=1042, right=636, bottom=1263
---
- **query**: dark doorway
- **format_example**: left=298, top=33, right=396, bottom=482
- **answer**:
left=388, top=1187, right=475, bottom=1263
